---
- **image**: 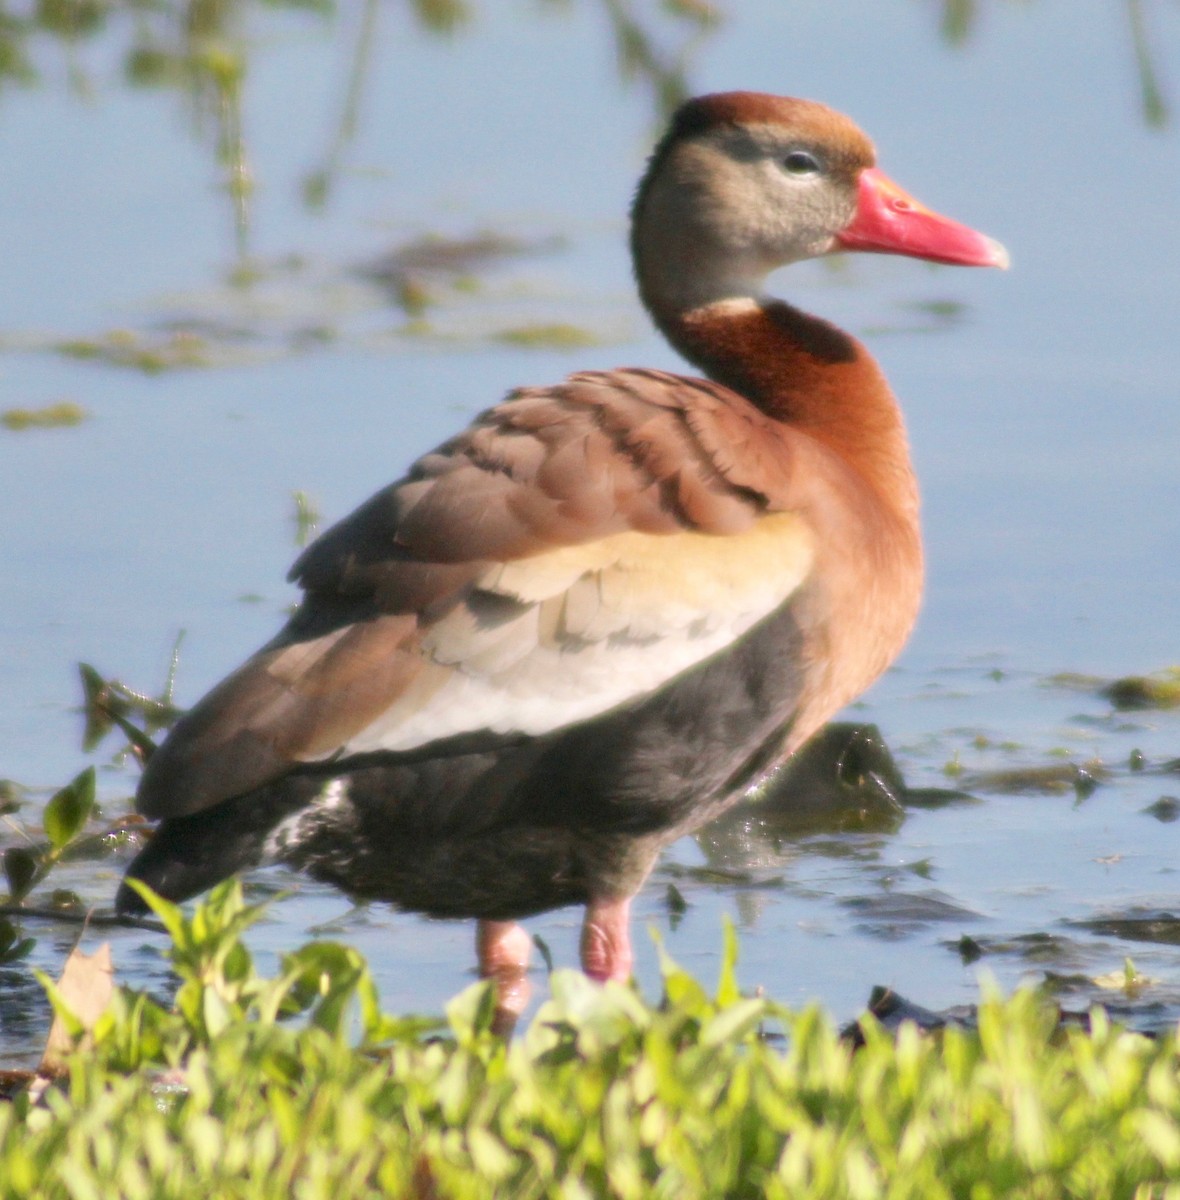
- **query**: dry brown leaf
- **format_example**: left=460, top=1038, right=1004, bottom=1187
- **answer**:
left=39, top=942, right=114, bottom=1076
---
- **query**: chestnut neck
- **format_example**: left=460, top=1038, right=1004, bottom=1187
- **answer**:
left=652, top=297, right=918, bottom=520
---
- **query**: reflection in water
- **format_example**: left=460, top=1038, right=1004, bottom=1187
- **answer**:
left=600, top=0, right=720, bottom=115
left=303, top=0, right=380, bottom=212
left=6, top=0, right=1169, bottom=276
left=1127, top=0, right=1169, bottom=126
left=691, top=724, right=910, bottom=927
left=2, top=664, right=1180, bottom=1060
left=700, top=724, right=909, bottom=857
left=934, top=0, right=1171, bottom=127
left=0, top=0, right=721, bottom=263
left=1074, top=910, right=1180, bottom=946
left=0, top=967, right=48, bottom=1073
left=1, top=0, right=265, bottom=256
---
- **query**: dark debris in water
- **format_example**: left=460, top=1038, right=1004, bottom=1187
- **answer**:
left=1141, top=795, right=1180, bottom=822
left=362, top=231, right=564, bottom=282
left=955, top=934, right=984, bottom=964
left=903, top=786, right=979, bottom=809
left=843, top=985, right=1178, bottom=1044
left=663, top=883, right=688, bottom=930
left=492, top=323, right=602, bottom=350
left=359, top=231, right=565, bottom=317
left=78, top=661, right=180, bottom=760
left=842, top=987, right=976, bottom=1044
left=960, top=759, right=1104, bottom=798
left=842, top=890, right=982, bottom=940
left=1103, top=670, right=1180, bottom=712
left=947, top=930, right=1092, bottom=968
left=1, top=228, right=617, bottom=375
left=694, top=724, right=910, bottom=873
left=1071, top=910, right=1180, bottom=947
left=1048, top=666, right=1180, bottom=712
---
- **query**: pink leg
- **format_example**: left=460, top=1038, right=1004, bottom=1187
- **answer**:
left=476, top=919, right=532, bottom=1035
left=580, top=895, right=634, bottom=982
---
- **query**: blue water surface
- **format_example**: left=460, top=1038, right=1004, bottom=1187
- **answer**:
left=2, top=0, right=1179, bottom=1059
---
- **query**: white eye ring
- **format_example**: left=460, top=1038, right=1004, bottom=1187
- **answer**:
left=783, top=150, right=821, bottom=177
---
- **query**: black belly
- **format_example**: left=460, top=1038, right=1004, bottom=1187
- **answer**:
left=118, top=599, right=806, bottom=921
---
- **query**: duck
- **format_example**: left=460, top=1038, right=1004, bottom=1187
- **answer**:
left=118, top=92, right=1006, bottom=1020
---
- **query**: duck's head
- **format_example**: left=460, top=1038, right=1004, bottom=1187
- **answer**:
left=632, top=92, right=1008, bottom=315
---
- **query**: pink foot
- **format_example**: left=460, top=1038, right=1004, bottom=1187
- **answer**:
left=476, top=919, right=532, bottom=1035
left=580, top=895, right=634, bottom=982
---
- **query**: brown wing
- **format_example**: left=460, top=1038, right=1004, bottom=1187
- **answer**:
left=137, top=369, right=813, bottom=819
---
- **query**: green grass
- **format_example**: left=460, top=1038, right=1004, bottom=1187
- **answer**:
left=3, top=884, right=1180, bottom=1198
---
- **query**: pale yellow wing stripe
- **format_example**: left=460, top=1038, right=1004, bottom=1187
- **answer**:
left=325, top=513, right=815, bottom=756
left=138, top=370, right=816, bottom=817
left=487, top=513, right=811, bottom=636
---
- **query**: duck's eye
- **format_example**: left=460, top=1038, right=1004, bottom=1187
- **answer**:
left=783, top=150, right=821, bottom=177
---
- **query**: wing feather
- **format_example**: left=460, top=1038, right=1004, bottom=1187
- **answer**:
left=138, top=368, right=812, bottom=819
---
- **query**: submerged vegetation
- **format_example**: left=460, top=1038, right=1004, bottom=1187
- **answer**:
left=0, top=401, right=87, bottom=430
left=0, top=0, right=723, bottom=268
left=0, top=0, right=1172, bottom=375
left=3, top=3, right=1180, bottom=1191
left=3, top=658, right=1180, bottom=1070
left=3, top=886, right=1180, bottom=1198
left=1104, top=669, right=1180, bottom=712
left=0, top=0, right=1168, bottom=377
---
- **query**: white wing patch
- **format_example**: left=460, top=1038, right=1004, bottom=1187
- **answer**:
left=263, top=776, right=352, bottom=860
left=321, top=514, right=814, bottom=755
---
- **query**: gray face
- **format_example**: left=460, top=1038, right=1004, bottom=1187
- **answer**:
left=632, top=121, right=865, bottom=312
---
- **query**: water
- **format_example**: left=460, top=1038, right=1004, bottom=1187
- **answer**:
left=3, top=0, right=1180, bottom=1064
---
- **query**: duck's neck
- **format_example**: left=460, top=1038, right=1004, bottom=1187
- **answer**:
left=652, top=296, right=918, bottom=519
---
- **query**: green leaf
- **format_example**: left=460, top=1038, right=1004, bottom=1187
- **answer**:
left=0, top=916, right=35, bottom=963
left=281, top=941, right=367, bottom=1036
left=446, top=980, right=499, bottom=1044
left=701, top=997, right=766, bottom=1047
left=120, top=878, right=188, bottom=945
left=0, top=778, right=26, bottom=815
left=100, top=705, right=159, bottom=765
left=203, top=987, right=231, bottom=1039
left=34, top=969, right=86, bottom=1042
left=652, top=929, right=709, bottom=1015
left=533, top=932, right=554, bottom=974
left=466, top=1126, right=514, bottom=1180
left=1136, top=1109, right=1180, bottom=1170
left=715, top=915, right=741, bottom=1007
left=3, top=846, right=40, bottom=901
left=78, top=661, right=116, bottom=752
left=43, top=767, right=96, bottom=850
